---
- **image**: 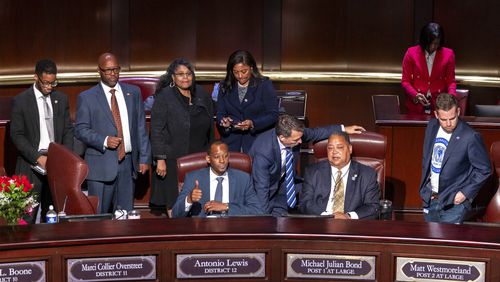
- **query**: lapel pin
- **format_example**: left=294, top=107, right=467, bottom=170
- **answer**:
left=127, top=93, right=131, bottom=96
left=54, top=100, right=58, bottom=104
left=244, top=99, right=248, bottom=102
left=351, top=174, right=358, bottom=181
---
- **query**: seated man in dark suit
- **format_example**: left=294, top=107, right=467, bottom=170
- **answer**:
left=172, top=141, right=263, bottom=217
left=299, top=132, right=380, bottom=219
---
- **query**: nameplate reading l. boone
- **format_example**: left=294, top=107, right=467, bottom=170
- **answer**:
left=286, top=253, right=376, bottom=280
left=176, top=253, right=265, bottom=279
left=67, top=255, right=156, bottom=282
left=396, top=257, right=485, bottom=282
left=0, top=261, right=45, bottom=282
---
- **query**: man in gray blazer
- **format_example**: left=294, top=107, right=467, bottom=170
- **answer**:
left=299, top=132, right=380, bottom=219
left=172, top=141, right=262, bottom=217
left=10, top=59, right=74, bottom=223
left=75, top=53, right=151, bottom=213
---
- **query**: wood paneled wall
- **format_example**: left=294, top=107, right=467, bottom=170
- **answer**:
left=2, top=0, right=500, bottom=75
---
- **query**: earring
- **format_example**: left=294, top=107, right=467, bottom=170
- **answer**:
left=169, top=81, right=175, bottom=88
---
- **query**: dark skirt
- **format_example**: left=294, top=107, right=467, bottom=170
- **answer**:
left=150, top=159, right=179, bottom=209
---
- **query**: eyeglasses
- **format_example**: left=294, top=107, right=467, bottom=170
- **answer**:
left=36, top=75, right=58, bottom=88
left=174, top=72, right=193, bottom=78
left=99, top=66, right=121, bottom=75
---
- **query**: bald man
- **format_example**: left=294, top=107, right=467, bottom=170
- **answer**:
left=75, top=53, right=151, bottom=213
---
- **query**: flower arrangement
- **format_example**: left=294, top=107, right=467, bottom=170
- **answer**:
left=0, top=175, right=37, bottom=225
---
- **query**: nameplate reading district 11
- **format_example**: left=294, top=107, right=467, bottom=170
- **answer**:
left=0, top=261, right=45, bottom=282
left=67, top=256, right=156, bottom=282
left=396, top=257, right=485, bottom=282
left=176, top=253, right=265, bottom=279
left=286, top=253, right=376, bottom=280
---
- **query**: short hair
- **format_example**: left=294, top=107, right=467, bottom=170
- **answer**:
left=35, top=59, right=57, bottom=76
left=275, top=114, right=304, bottom=137
left=419, top=22, right=444, bottom=51
left=207, top=140, right=227, bottom=155
left=435, top=93, right=458, bottom=111
left=330, top=131, right=351, bottom=145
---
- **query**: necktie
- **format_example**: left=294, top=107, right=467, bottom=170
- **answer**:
left=41, top=95, right=54, bottom=142
left=332, top=170, right=345, bottom=213
left=110, top=89, right=125, bottom=161
left=285, top=148, right=296, bottom=208
left=214, top=177, right=224, bottom=202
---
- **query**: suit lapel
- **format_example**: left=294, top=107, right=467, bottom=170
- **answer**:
left=318, top=162, right=332, bottom=210
left=227, top=168, right=236, bottom=203
left=430, top=49, right=442, bottom=80
left=50, top=92, right=59, bottom=140
left=441, top=120, right=463, bottom=167
left=241, top=82, right=257, bottom=109
left=96, top=84, right=116, bottom=128
left=344, top=161, right=358, bottom=211
left=227, top=87, right=244, bottom=115
left=121, top=84, right=135, bottom=132
left=28, top=87, right=41, bottom=142
left=201, top=168, right=211, bottom=204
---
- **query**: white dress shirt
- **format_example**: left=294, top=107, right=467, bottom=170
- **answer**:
left=101, top=82, right=132, bottom=153
left=33, top=84, right=53, bottom=151
left=184, top=169, right=229, bottom=211
left=321, top=161, right=359, bottom=219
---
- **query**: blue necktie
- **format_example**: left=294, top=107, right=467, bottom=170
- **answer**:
left=285, top=148, right=296, bottom=208
left=214, top=177, right=223, bottom=202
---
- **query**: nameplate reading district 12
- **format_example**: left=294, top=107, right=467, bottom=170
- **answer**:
left=176, top=253, right=265, bottom=279
left=0, top=261, right=45, bottom=282
left=286, top=253, right=376, bottom=280
left=67, top=256, right=156, bottom=282
left=396, top=257, right=485, bottom=282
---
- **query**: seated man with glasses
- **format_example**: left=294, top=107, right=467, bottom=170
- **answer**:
left=75, top=52, right=151, bottom=214
left=10, top=59, right=74, bottom=223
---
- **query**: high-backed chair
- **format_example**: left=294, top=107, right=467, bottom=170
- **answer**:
left=456, top=89, right=469, bottom=117
left=46, top=143, right=98, bottom=215
left=371, top=95, right=400, bottom=120
left=474, top=104, right=500, bottom=117
left=313, top=131, right=387, bottom=196
left=483, top=141, right=500, bottom=223
left=119, top=77, right=159, bottom=101
left=176, top=152, right=252, bottom=192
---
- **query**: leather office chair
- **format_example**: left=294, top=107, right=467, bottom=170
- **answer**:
left=371, top=95, right=400, bottom=120
left=456, top=89, right=469, bottom=117
left=176, top=152, right=252, bottom=192
left=313, top=131, right=387, bottom=196
left=483, top=141, right=500, bottom=223
left=119, top=77, right=159, bottom=101
left=46, top=143, right=98, bottom=215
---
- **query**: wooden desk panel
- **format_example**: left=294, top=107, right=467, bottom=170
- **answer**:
left=0, top=218, right=499, bottom=282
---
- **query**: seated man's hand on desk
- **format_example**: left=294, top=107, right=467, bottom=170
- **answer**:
left=204, top=201, right=229, bottom=213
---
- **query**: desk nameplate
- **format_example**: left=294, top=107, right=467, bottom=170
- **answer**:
left=286, top=253, right=376, bottom=280
left=396, top=257, right=485, bottom=282
left=0, top=261, right=45, bottom=282
left=176, top=253, right=265, bottom=279
left=67, top=255, right=156, bottom=282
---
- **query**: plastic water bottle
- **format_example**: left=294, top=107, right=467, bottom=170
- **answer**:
left=46, top=205, right=57, bottom=224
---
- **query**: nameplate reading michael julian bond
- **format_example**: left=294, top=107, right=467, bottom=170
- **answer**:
left=67, top=255, right=156, bottom=282
left=176, top=253, right=265, bottom=279
left=396, top=257, right=485, bottom=282
left=286, top=253, right=375, bottom=280
left=0, top=261, right=45, bottom=282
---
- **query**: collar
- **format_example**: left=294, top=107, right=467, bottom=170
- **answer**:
left=331, top=161, right=351, bottom=176
left=209, top=168, right=229, bottom=181
left=100, top=81, right=122, bottom=94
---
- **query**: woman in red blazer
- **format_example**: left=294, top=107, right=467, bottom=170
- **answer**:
left=402, top=22, right=456, bottom=115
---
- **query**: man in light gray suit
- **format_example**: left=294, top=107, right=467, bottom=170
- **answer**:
left=172, top=141, right=262, bottom=217
left=75, top=53, right=151, bottom=213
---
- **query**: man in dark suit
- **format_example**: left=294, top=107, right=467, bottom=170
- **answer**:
left=299, top=132, right=379, bottom=219
left=172, top=141, right=262, bottom=217
left=10, top=59, right=74, bottom=223
left=419, top=93, right=491, bottom=224
left=75, top=53, right=151, bottom=213
left=248, top=114, right=365, bottom=216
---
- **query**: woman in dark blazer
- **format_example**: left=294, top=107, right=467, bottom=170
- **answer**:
left=216, top=50, right=279, bottom=153
left=150, top=58, right=214, bottom=217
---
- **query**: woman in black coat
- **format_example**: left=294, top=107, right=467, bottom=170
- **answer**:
left=150, top=58, right=214, bottom=217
